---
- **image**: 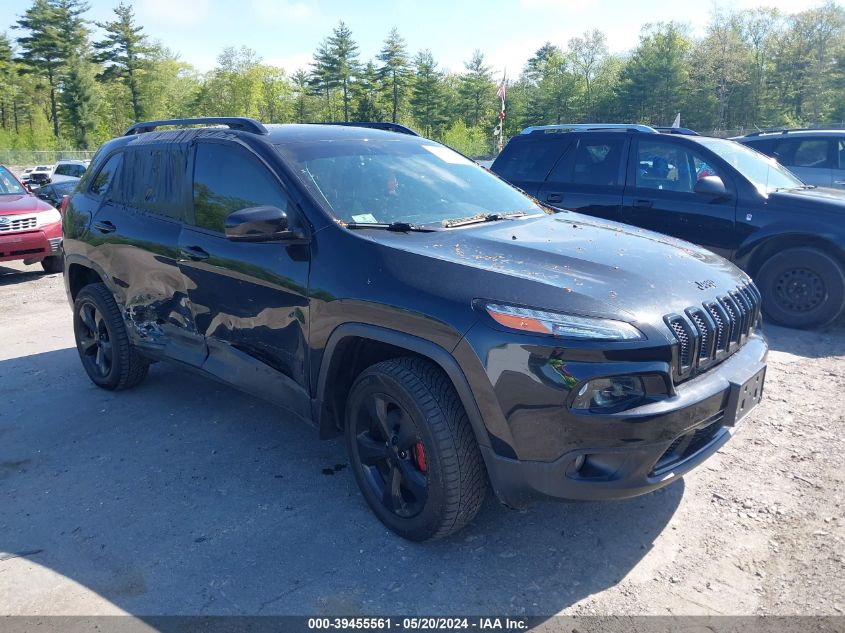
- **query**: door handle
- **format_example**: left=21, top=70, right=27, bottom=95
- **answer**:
left=94, top=220, right=116, bottom=233
left=633, top=199, right=653, bottom=208
left=546, top=192, right=563, bottom=203
left=180, top=246, right=210, bottom=261
left=834, top=180, right=845, bottom=185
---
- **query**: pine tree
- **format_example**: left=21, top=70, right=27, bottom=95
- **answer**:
left=353, top=61, right=384, bottom=121
left=377, top=27, right=410, bottom=123
left=61, top=48, right=98, bottom=148
left=291, top=68, right=313, bottom=122
left=15, top=0, right=65, bottom=137
left=458, top=50, right=494, bottom=128
left=326, top=21, right=360, bottom=122
left=410, top=50, right=446, bottom=137
left=94, top=2, right=153, bottom=122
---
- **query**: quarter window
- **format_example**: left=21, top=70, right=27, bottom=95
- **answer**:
left=493, top=140, right=567, bottom=183
left=193, top=144, right=289, bottom=233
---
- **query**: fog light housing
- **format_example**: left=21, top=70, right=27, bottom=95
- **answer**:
left=572, top=376, right=645, bottom=411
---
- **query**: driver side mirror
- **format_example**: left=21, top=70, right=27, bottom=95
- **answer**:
left=224, top=206, right=304, bottom=242
left=694, top=175, right=729, bottom=198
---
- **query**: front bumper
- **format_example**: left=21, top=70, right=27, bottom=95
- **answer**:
left=0, top=225, right=62, bottom=263
left=480, top=334, right=768, bottom=508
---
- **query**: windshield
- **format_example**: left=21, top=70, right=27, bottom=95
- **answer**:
left=696, top=137, right=805, bottom=194
left=276, top=138, right=542, bottom=226
left=0, top=166, right=26, bottom=195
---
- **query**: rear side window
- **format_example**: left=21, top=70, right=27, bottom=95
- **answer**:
left=549, top=137, right=625, bottom=186
left=122, top=146, right=187, bottom=221
left=89, top=153, right=123, bottom=198
left=192, top=143, right=289, bottom=233
left=493, top=139, right=567, bottom=183
left=838, top=140, right=845, bottom=169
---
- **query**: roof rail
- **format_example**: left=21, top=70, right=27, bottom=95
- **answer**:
left=654, top=126, right=700, bottom=136
left=318, top=121, right=419, bottom=136
left=741, top=127, right=843, bottom=137
left=124, top=117, right=268, bottom=136
left=521, top=123, right=657, bottom=135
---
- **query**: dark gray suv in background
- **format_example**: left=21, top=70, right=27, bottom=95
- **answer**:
left=735, top=129, right=845, bottom=190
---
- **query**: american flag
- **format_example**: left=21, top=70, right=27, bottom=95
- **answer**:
left=497, top=72, right=506, bottom=121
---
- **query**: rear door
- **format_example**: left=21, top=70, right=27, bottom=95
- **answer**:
left=491, top=136, right=569, bottom=197
left=102, top=143, right=205, bottom=365
left=536, top=133, right=627, bottom=222
left=178, top=140, right=312, bottom=418
left=621, top=137, right=737, bottom=259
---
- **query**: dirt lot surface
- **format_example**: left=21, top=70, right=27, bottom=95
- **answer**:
left=1, top=259, right=843, bottom=619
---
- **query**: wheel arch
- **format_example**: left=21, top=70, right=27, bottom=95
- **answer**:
left=737, top=232, right=845, bottom=279
left=66, top=260, right=106, bottom=302
left=314, top=323, right=492, bottom=452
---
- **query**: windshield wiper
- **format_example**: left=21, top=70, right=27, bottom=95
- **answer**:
left=441, top=211, right=528, bottom=228
left=344, top=221, right=434, bottom=232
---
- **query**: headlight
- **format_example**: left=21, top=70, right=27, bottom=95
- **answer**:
left=37, top=208, right=62, bottom=227
left=485, top=303, right=644, bottom=340
left=572, top=376, right=645, bottom=411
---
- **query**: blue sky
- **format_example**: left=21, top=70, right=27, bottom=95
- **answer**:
left=2, top=0, right=837, bottom=78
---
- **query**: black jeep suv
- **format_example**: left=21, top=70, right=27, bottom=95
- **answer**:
left=491, top=124, right=845, bottom=329
left=63, top=117, right=768, bottom=541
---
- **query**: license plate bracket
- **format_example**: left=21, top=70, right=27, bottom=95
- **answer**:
left=725, top=366, right=766, bottom=426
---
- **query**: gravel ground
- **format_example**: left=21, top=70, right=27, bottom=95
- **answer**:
left=0, top=259, right=843, bottom=619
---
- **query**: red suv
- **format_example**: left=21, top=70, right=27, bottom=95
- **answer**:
left=0, top=164, right=64, bottom=273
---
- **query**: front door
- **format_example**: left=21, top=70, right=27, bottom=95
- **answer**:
left=178, top=141, right=312, bottom=418
left=621, top=138, right=737, bottom=259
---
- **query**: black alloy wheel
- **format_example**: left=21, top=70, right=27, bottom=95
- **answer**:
left=355, top=392, right=429, bottom=518
left=77, top=300, right=113, bottom=379
left=345, top=357, right=487, bottom=541
left=72, top=283, right=149, bottom=390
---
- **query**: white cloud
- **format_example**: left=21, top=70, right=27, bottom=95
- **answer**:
left=250, top=0, right=314, bottom=20
left=264, top=52, right=314, bottom=74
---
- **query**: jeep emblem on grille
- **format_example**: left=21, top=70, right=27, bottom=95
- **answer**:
left=695, top=279, right=716, bottom=290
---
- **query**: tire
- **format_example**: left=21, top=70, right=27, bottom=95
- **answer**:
left=41, top=255, right=63, bottom=274
left=345, top=357, right=487, bottom=541
left=756, top=247, right=845, bottom=329
left=73, top=283, right=149, bottom=390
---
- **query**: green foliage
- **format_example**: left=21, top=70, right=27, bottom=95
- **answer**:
left=4, top=1, right=845, bottom=157
left=442, top=120, right=489, bottom=157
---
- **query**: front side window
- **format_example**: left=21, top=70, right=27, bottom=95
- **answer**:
left=193, top=143, right=290, bottom=233
left=696, top=137, right=804, bottom=193
left=89, top=153, right=123, bottom=198
left=635, top=140, right=717, bottom=193
left=0, top=166, right=26, bottom=195
left=276, top=138, right=542, bottom=226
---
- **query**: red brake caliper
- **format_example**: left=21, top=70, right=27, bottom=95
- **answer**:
left=414, top=441, right=427, bottom=473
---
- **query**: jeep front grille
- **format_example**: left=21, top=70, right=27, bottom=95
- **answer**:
left=665, top=282, right=761, bottom=381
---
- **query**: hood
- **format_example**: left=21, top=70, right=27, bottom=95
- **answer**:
left=367, top=211, right=751, bottom=326
left=0, top=194, right=55, bottom=215
left=767, top=187, right=845, bottom=213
